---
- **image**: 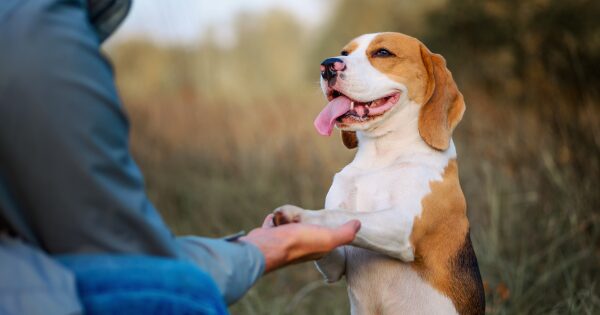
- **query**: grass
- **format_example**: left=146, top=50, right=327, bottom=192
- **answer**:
left=117, top=84, right=599, bottom=314
left=105, top=4, right=600, bottom=313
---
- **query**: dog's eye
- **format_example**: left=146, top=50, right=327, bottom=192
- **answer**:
left=340, top=50, right=349, bottom=56
left=372, top=48, right=394, bottom=57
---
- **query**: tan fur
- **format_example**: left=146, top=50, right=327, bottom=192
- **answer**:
left=363, top=33, right=465, bottom=151
left=342, top=41, right=359, bottom=55
left=367, top=33, right=431, bottom=104
left=341, top=130, right=358, bottom=149
left=410, top=160, right=484, bottom=315
left=418, top=47, right=465, bottom=151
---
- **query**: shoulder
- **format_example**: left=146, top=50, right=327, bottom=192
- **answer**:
left=0, top=0, right=98, bottom=85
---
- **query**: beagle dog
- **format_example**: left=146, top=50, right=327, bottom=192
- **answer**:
left=273, top=33, right=485, bottom=315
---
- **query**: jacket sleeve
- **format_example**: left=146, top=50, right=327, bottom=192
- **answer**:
left=0, top=0, right=263, bottom=305
left=178, top=236, right=265, bottom=304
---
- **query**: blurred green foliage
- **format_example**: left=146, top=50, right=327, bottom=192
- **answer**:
left=428, top=0, right=600, bottom=97
left=107, top=0, right=600, bottom=314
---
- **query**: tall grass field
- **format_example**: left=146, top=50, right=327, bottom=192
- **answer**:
left=107, top=1, right=599, bottom=313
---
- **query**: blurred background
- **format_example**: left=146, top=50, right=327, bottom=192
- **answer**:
left=104, top=0, right=599, bottom=314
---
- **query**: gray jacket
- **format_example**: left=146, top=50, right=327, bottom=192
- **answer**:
left=0, top=0, right=264, bottom=313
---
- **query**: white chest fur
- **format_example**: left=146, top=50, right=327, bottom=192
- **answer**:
left=326, top=102, right=457, bottom=208
left=324, top=156, right=458, bottom=314
left=321, top=102, right=459, bottom=314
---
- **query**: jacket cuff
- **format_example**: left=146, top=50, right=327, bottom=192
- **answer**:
left=176, top=236, right=265, bottom=305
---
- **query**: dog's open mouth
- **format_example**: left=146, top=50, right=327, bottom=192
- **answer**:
left=314, top=89, right=401, bottom=136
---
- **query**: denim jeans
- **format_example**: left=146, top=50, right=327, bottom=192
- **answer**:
left=56, top=255, right=229, bottom=315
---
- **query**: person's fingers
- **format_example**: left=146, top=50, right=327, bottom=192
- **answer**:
left=262, top=214, right=275, bottom=228
left=327, top=220, right=361, bottom=247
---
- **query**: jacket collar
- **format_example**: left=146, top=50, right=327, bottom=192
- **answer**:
left=87, top=0, right=132, bottom=42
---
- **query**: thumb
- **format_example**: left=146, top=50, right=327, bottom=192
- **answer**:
left=330, top=220, right=361, bottom=245
left=262, top=214, right=275, bottom=228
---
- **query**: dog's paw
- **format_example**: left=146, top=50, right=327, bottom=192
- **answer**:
left=272, top=204, right=305, bottom=226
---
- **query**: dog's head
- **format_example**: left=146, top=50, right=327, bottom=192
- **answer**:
left=314, top=32, right=465, bottom=151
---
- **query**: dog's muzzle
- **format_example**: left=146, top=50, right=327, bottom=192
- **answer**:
left=321, top=58, right=346, bottom=85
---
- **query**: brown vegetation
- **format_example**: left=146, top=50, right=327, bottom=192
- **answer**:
left=107, top=1, right=599, bottom=313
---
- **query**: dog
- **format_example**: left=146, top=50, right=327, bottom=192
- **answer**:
left=272, top=32, right=485, bottom=315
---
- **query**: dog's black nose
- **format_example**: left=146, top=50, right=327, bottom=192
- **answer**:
left=320, top=58, right=345, bottom=81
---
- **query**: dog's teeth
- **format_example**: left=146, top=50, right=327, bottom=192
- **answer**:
left=350, top=101, right=355, bottom=110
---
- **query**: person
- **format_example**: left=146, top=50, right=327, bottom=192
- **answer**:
left=0, top=0, right=360, bottom=314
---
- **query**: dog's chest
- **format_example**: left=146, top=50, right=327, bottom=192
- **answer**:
left=324, top=163, right=431, bottom=213
left=325, top=167, right=393, bottom=211
left=324, top=162, right=459, bottom=314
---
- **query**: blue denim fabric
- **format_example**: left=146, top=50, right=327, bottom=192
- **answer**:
left=56, top=255, right=229, bottom=315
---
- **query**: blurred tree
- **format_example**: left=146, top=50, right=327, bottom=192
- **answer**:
left=426, top=0, right=600, bottom=104
left=426, top=0, right=600, bottom=186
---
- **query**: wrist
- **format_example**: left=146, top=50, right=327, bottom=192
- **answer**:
left=239, top=228, right=294, bottom=273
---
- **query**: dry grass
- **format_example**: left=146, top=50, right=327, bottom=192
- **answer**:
left=106, top=3, right=600, bottom=314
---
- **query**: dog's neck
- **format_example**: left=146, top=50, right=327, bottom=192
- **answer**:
left=350, top=100, right=455, bottom=170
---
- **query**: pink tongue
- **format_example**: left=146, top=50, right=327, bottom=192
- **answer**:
left=314, top=96, right=352, bottom=136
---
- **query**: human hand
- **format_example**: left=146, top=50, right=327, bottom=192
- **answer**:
left=239, top=214, right=360, bottom=273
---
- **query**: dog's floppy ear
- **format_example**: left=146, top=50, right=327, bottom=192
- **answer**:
left=418, top=45, right=465, bottom=151
left=341, top=131, right=358, bottom=149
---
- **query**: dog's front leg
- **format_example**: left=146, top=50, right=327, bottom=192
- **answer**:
left=315, top=247, right=346, bottom=283
left=273, top=205, right=415, bottom=262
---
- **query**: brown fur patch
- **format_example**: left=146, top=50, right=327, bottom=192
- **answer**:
left=451, top=232, right=486, bottom=315
left=341, top=131, right=358, bottom=149
left=410, top=160, right=484, bottom=315
left=337, top=41, right=360, bottom=149
left=418, top=47, right=465, bottom=151
left=366, top=33, right=431, bottom=104
left=365, top=33, right=465, bottom=151
left=342, top=40, right=359, bottom=55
